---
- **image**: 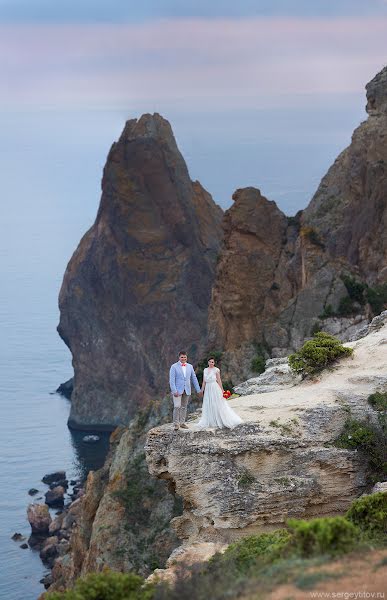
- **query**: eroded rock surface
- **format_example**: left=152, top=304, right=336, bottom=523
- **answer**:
left=58, top=113, right=223, bottom=430
left=208, top=67, right=387, bottom=384
left=146, top=312, right=387, bottom=549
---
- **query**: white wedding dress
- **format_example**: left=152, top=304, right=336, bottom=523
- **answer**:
left=197, top=367, right=243, bottom=429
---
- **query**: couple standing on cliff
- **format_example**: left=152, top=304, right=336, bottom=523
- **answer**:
left=169, top=351, right=243, bottom=431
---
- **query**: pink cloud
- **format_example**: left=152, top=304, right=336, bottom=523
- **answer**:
left=0, top=17, right=386, bottom=110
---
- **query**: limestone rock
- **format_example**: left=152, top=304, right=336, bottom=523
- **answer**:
left=234, top=358, right=301, bottom=396
left=27, top=503, right=51, bottom=534
left=58, top=113, right=223, bottom=430
left=46, top=415, right=181, bottom=594
left=145, top=313, right=387, bottom=550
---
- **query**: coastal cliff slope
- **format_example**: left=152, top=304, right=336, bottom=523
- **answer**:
left=57, top=113, right=223, bottom=430
left=145, top=312, right=387, bottom=555
left=208, top=66, right=387, bottom=383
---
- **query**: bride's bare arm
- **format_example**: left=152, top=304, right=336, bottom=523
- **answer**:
left=216, top=370, right=224, bottom=393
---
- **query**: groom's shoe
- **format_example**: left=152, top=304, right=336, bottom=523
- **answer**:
left=173, top=424, right=180, bottom=431
left=180, top=423, right=189, bottom=429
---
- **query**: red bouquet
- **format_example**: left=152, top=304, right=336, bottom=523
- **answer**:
left=223, top=390, right=232, bottom=399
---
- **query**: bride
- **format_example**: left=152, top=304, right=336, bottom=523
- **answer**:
left=197, top=357, right=243, bottom=429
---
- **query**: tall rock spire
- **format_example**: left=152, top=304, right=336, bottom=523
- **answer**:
left=58, top=113, right=223, bottom=430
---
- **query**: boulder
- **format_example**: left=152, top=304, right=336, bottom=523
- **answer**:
left=27, top=503, right=51, bottom=534
left=42, top=471, right=66, bottom=485
left=45, top=486, right=65, bottom=507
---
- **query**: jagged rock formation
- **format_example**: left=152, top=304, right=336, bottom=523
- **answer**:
left=234, top=357, right=301, bottom=396
left=58, top=113, right=223, bottom=430
left=43, top=406, right=182, bottom=596
left=208, top=66, right=387, bottom=384
left=146, top=311, right=387, bottom=552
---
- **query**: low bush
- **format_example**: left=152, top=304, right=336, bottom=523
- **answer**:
left=219, top=530, right=291, bottom=574
left=366, top=283, right=387, bottom=315
left=337, top=295, right=356, bottom=317
left=287, top=516, right=358, bottom=557
left=44, top=570, right=154, bottom=600
left=288, top=332, right=353, bottom=377
left=251, top=354, right=265, bottom=374
left=341, top=275, right=367, bottom=305
left=346, top=491, right=387, bottom=535
left=368, top=391, right=387, bottom=412
left=334, top=418, right=387, bottom=483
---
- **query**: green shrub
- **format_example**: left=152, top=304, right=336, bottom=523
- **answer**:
left=337, top=296, right=356, bottom=317
left=366, top=283, right=387, bottom=315
left=251, top=354, right=265, bottom=374
left=368, top=392, right=387, bottom=412
left=44, top=571, right=154, bottom=600
left=218, top=530, right=291, bottom=574
left=287, top=516, right=358, bottom=557
left=334, top=419, right=387, bottom=483
left=341, top=275, right=367, bottom=305
left=346, top=491, right=387, bottom=535
left=288, top=332, right=353, bottom=377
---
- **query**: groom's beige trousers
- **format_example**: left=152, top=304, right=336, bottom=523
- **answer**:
left=172, top=392, right=190, bottom=425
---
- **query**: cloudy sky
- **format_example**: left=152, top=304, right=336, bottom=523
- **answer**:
left=1, top=0, right=387, bottom=217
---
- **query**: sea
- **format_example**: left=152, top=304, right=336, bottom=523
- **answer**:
left=0, top=102, right=364, bottom=599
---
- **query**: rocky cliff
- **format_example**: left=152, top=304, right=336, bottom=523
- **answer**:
left=58, top=113, right=223, bottom=430
left=208, top=66, right=387, bottom=384
left=58, top=67, right=387, bottom=427
left=145, top=312, right=387, bottom=559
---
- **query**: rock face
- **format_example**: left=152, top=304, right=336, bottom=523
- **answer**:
left=145, top=311, right=387, bottom=549
left=58, top=113, right=223, bottom=430
left=45, top=411, right=182, bottom=595
left=303, top=66, right=387, bottom=282
left=234, top=358, right=301, bottom=396
left=208, top=66, right=387, bottom=384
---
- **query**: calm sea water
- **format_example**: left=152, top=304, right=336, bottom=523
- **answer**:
left=0, top=104, right=363, bottom=599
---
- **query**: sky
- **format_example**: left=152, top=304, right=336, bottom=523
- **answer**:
left=1, top=1, right=387, bottom=217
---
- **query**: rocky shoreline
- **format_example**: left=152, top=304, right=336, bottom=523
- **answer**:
left=12, top=470, right=86, bottom=590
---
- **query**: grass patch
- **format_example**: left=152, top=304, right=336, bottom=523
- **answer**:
left=288, top=332, right=353, bottom=377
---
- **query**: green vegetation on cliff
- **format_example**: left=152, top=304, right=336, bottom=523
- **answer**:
left=45, top=492, right=387, bottom=600
left=288, top=332, right=353, bottom=377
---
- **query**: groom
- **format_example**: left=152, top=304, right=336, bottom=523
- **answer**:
left=169, top=351, right=201, bottom=430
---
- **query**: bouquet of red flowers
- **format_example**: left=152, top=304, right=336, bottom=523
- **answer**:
left=223, top=390, right=232, bottom=399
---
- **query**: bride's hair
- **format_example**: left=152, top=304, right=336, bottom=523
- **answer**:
left=208, top=357, right=215, bottom=362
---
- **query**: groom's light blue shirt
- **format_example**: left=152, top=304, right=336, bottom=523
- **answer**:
left=169, top=362, right=201, bottom=395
